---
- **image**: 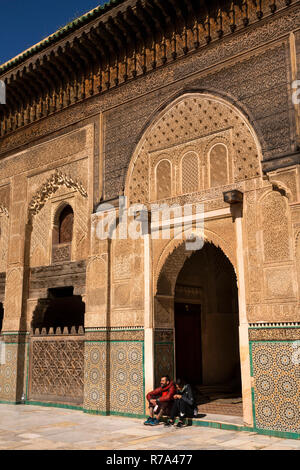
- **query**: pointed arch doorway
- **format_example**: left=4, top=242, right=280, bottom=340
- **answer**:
left=156, top=241, right=243, bottom=417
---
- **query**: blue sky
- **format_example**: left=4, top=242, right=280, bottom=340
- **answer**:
left=0, top=0, right=108, bottom=65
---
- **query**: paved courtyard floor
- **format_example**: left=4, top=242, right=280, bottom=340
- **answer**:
left=0, top=405, right=299, bottom=450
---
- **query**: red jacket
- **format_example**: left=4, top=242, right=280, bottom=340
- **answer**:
left=146, top=381, right=176, bottom=403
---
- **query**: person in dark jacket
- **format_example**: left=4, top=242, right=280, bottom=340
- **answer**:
left=165, top=378, right=196, bottom=428
left=144, top=375, right=176, bottom=426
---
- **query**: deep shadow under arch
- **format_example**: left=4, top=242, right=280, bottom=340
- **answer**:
left=174, top=243, right=242, bottom=415
left=155, top=241, right=243, bottom=417
left=31, top=287, right=85, bottom=332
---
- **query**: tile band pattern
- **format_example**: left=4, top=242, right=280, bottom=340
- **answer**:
left=84, top=338, right=145, bottom=416
left=251, top=341, right=300, bottom=434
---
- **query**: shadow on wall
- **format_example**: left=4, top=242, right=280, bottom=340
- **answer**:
left=31, top=286, right=85, bottom=333
left=0, top=303, right=3, bottom=332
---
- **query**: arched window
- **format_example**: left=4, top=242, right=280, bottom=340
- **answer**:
left=181, top=152, right=199, bottom=194
left=156, top=160, right=172, bottom=200
left=52, top=204, right=74, bottom=264
left=209, top=144, right=229, bottom=188
left=59, top=205, right=74, bottom=244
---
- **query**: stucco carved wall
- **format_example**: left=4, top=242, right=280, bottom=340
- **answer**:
left=0, top=5, right=299, bottom=432
left=126, top=93, right=261, bottom=205
left=111, top=237, right=144, bottom=327
left=0, top=209, right=9, bottom=274
left=245, top=182, right=299, bottom=323
left=29, top=177, right=89, bottom=268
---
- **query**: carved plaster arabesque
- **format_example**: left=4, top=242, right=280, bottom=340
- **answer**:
left=259, top=188, right=292, bottom=264
left=0, top=203, right=9, bottom=273
left=126, top=93, right=262, bottom=205
left=154, top=230, right=237, bottom=297
left=181, top=151, right=200, bottom=194
left=28, top=169, right=88, bottom=219
left=29, top=170, right=89, bottom=267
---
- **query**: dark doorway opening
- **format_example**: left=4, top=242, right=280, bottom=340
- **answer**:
left=29, top=286, right=85, bottom=406
left=175, top=302, right=202, bottom=385
left=59, top=206, right=74, bottom=244
left=174, top=243, right=242, bottom=417
left=31, top=286, right=85, bottom=332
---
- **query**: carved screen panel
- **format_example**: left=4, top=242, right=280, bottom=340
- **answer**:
left=261, top=191, right=290, bottom=263
left=0, top=215, right=9, bottom=272
left=30, top=338, right=84, bottom=405
left=182, top=152, right=199, bottom=194
left=59, top=206, right=74, bottom=244
left=209, top=144, right=229, bottom=188
left=156, top=160, right=171, bottom=200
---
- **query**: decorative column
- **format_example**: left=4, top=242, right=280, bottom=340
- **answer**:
left=83, top=211, right=110, bottom=415
left=1, top=176, right=29, bottom=403
left=290, top=32, right=300, bottom=149
left=143, top=211, right=154, bottom=405
left=224, top=190, right=253, bottom=427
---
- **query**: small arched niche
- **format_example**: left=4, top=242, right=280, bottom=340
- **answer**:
left=59, top=205, right=74, bottom=244
left=181, top=151, right=199, bottom=194
left=209, top=143, right=229, bottom=188
left=156, top=159, right=172, bottom=200
left=52, top=204, right=74, bottom=264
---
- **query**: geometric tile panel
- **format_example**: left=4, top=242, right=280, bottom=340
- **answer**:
left=154, top=343, right=174, bottom=389
left=0, top=344, right=18, bottom=401
left=251, top=342, right=300, bottom=433
left=110, top=342, right=144, bottom=416
left=84, top=341, right=144, bottom=416
left=84, top=342, right=107, bottom=412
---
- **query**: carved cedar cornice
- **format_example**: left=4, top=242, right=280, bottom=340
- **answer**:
left=28, top=169, right=88, bottom=217
left=1, top=0, right=298, bottom=139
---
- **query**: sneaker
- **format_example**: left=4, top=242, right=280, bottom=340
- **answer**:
left=144, top=417, right=154, bottom=425
left=164, top=420, right=175, bottom=427
left=150, top=418, right=160, bottom=426
left=176, top=421, right=184, bottom=428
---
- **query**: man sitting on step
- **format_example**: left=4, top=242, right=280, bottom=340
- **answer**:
left=144, top=375, right=176, bottom=426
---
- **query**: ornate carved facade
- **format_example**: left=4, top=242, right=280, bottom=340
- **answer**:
left=0, top=0, right=300, bottom=437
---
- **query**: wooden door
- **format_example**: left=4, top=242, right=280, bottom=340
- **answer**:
left=175, top=302, right=202, bottom=385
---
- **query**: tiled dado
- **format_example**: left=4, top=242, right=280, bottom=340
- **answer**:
left=0, top=333, right=29, bottom=403
left=249, top=325, right=300, bottom=435
left=154, top=329, right=174, bottom=388
left=84, top=328, right=145, bottom=417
